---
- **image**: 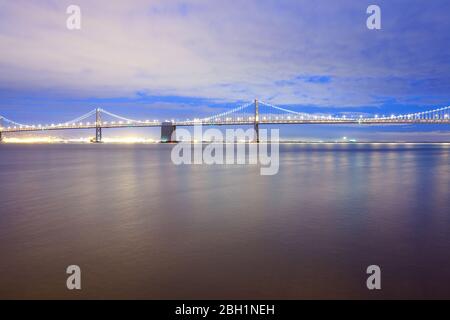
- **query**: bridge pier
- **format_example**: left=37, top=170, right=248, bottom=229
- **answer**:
left=161, top=122, right=176, bottom=143
left=95, top=127, right=102, bottom=143
left=254, top=99, right=260, bottom=143
left=0, top=117, right=3, bottom=143
left=93, top=108, right=102, bottom=143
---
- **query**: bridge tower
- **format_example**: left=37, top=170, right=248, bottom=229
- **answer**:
left=95, top=108, right=102, bottom=143
left=161, top=122, right=176, bottom=143
left=254, top=99, right=260, bottom=143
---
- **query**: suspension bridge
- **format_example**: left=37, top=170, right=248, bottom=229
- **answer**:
left=1, top=100, right=449, bottom=143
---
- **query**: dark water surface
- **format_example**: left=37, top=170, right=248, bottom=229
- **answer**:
left=0, top=143, right=450, bottom=299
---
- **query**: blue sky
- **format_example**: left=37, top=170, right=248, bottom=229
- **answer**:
left=0, top=0, right=449, bottom=140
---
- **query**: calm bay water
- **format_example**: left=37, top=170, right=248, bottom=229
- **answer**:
left=0, top=143, right=450, bottom=299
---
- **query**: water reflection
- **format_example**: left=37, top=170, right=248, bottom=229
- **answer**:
left=0, top=143, right=449, bottom=299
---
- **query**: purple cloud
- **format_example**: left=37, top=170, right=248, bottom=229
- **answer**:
left=0, top=0, right=448, bottom=109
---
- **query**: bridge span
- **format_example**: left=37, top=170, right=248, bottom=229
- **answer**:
left=1, top=100, right=449, bottom=142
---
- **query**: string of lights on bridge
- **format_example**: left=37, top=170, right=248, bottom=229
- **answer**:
left=1, top=101, right=450, bottom=132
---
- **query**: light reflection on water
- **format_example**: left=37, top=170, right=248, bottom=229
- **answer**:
left=0, top=143, right=449, bottom=299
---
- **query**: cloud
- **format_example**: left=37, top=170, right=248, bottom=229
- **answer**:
left=0, top=0, right=449, bottom=109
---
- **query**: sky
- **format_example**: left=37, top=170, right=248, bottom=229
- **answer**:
left=0, top=0, right=449, bottom=140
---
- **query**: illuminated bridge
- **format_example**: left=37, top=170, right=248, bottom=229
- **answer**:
left=1, top=100, right=450, bottom=142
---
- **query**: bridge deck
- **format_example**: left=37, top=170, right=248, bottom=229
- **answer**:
left=1, top=119, right=450, bottom=133
left=1, top=101, right=449, bottom=134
